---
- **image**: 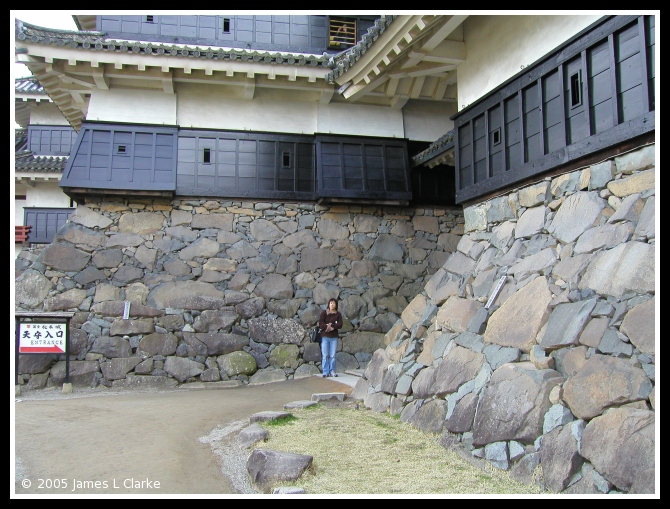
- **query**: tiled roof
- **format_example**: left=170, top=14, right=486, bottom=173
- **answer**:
left=15, top=129, right=28, bottom=152
left=15, top=151, right=68, bottom=173
left=15, top=129, right=69, bottom=173
left=15, top=19, right=337, bottom=69
left=411, top=130, right=455, bottom=166
left=15, top=76, right=47, bottom=95
left=325, top=16, right=397, bottom=84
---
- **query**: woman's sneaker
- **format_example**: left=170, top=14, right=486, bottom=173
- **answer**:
left=331, top=373, right=338, bottom=377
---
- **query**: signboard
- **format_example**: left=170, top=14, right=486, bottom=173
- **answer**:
left=15, top=312, right=74, bottom=385
left=485, top=275, right=508, bottom=309
left=18, top=322, right=66, bottom=353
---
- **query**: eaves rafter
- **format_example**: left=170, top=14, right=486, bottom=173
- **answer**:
left=15, top=15, right=460, bottom=129
left=15, top=18, right=343, bottom=131
left=327, top=15, right=467, bottom=105
left=15, top=19, right=333, bottom=68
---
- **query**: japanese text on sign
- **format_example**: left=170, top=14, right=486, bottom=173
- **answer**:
left=19, top=323, right=66, bottom=353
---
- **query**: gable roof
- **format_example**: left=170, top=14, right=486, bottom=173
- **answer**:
left=15, top=76, right=48, bottom=96
left=325, top=15, right=467, bottom=107
left=15, top=76, right=52, bottom=128
left=411, top=130, right=455, bottom=168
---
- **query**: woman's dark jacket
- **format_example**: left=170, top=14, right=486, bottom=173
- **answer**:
left=319, top=310, right=343, bottom=338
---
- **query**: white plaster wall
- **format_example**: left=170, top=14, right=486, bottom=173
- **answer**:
left=15, top=180, right=72, bottom=224
left=23, top=181, right=72, bottom=208
left=176, top=82, right=405, bottom=138
left=402, top=100, right=457, bottom=142
left=87, top=89, right=177, bottom=125
left=15, top=195, right=27, bottom=258
left=458, top=15, right=602, bottom=110
left=15, top=197, right=26, bottom=225
left=176, top=83, right=318, bottom=133
left=79, top=77, right=441, bottom=141
left=316, top=102, right=404, bottom=138
left=29, top=102, right=71, bottom=125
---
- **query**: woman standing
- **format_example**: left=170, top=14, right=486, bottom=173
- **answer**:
left=319, top=298, right=343, bottom=377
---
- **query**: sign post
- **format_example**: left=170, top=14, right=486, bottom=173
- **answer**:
left=15, top=312, right=74, bottom=388
left=485, top=274, right=508, bottom=310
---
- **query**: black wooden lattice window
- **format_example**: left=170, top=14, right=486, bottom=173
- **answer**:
left=492, top=128, right=501, bottom=146
left=24, top=208, right=75, bottom=244
left=329, top=18, right=356, bottom=49
left=569, top=70, right=583, bottom=108
left=452, top=15, right=655, bottom=206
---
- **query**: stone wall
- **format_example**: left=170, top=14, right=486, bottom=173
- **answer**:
left=351, top=143, right=656, bottom=495
left=13, top=143, right=656, bottom=495
left=15, top=200, right=464, bottom=390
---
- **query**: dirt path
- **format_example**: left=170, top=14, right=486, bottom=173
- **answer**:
left=13, top=377, right=351, bottom=496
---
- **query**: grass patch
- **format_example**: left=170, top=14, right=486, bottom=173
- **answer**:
left=257, top=403, right=546, bottom=495
left=264, top=415, right=298, bottom=427
left=373, top=418, right=394, bottom=429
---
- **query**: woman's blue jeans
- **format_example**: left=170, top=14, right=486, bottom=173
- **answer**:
left=320, top=336, right=338, bottom=375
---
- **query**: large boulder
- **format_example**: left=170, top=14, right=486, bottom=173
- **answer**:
left=246, top=448, right=313, bottom=494
left=472, top=363, right=564, bottom=446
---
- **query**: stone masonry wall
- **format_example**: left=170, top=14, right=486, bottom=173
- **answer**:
left=15, top=200, right=464, bottom=390
left=13, top=143, right=656, bottom=495
left=350, top=143, right=656, bottom=495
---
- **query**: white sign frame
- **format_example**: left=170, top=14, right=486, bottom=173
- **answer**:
left=18, top=322, right=67, bottom=353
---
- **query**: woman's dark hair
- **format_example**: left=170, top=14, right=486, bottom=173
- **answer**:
left=327, top=298, right=338, bottom=310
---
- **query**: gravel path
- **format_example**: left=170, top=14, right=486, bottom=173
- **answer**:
left=13, top=377, right=351, bottom=495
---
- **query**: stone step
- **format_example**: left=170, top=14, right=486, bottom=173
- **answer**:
left=284, top=400, right=318, bottom=410
left=311, top=392, right=346, bottom=402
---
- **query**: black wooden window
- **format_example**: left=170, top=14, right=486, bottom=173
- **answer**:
left=645, top=16, right=655, bottom=112
left=411, top=167, right=456, bottom=207
left=452, top=15, right=655, bottom=205
left=489, top=105, right=504, bottom=177
left=492, top=129, right=501, bottom=146
left=24, top=208, right=75, bottom=244
left=27, top=126, right=77, bottom=156
left=543, top=69, right=565, bottom=155
left=62, top=124, right=177, bottom=192
left=316, top=135, right=411, bottom=202
left=99, top=15, right=353, bottom=56
left=177, top=131, right=315, bottom=200
left=569, top=70, right=583, bottom=108
left=329, top=17, right=356, bottom=49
